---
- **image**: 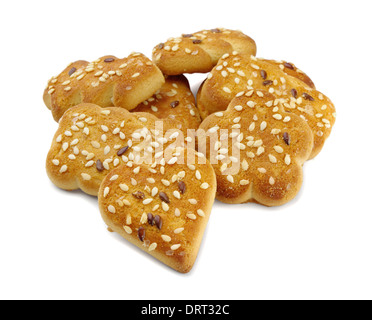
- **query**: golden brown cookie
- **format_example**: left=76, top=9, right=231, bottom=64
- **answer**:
left=98, top=147, right=216, bottom=273
left=198, top=90, right=313, bottom=206
left=132, top=75, right=201, bottom=133
left=46, top=103, right=184, bottom=196
left=197, top=54, right=336, bottom=159
left=152, top=28, right=257, bottom=75
left=43, top=53, right=165, bottom=122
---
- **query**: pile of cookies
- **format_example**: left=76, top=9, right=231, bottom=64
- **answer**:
left=43, top=28, right=336, bottom=273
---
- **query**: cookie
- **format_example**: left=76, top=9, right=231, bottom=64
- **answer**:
left=43, top=53, right=165, bottom=122
left=152, top=28, right=256, bottom=75
left=197, top=90, right=313, bottom=206
left=132, top=75, right=202, bottom=133
left=46, top=103, right=184, bottom=196
left=197, top=54, right=336, bottom=158
left=98, top=147, right=217, bottom=273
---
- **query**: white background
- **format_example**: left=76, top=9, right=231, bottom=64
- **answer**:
left=0, top=0, right=371, bottom=300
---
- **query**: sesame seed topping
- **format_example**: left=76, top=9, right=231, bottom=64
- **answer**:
left=227, top=175, right=234, bottom=183
left=124, top=226, right=132, bottom=234
left=108, top=205, right=116, bottom=214
left=81, top=173, right=91, bottom=181
left=171, top=244, right=181, bottom=250
left=148, top=243, right=157, bottom=251
left=110, top=175, right=119, bottom=181
left=161, top=235, right=171, bottom=242
left=285, top=154, right=291, bottom=165
left=186, top=213, right=197, bottom=220
left=269, top=154, right=277, bottom=163
left=200, top=183, right=209, bottom=189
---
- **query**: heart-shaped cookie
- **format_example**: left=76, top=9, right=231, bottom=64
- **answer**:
left=198, top=90, right=313, bottom=206
left=98, top=147, right=216, bottom=273
left=197, top=53, right=336, bottom=159
left=46, top=103, right=184, bottom=196
left=43, top=53, right=164, bottom=121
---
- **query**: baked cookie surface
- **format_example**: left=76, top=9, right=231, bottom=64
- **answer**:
left=197, top=54, right=336, bottom=158
left=98, top=148, right=216, bottom=273
left=44, top=53, right=165, bottom=121
left=152, top=28, right=256, bottom=75
left=132, top=75, right=201, bottom=133
left=198, top=90, right=313, bottom=206
left=46, top=103, right=182, bottom=196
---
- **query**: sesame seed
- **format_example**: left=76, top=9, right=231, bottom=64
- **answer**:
left=186, top=213, right=197, bottom=220
left=258, top=168, right=266, bottom=173
left=173, top=228, right=184, bottom=235
left=110, top=175, right=119, bottom=181
left=59, top=165, right=67, bottom=173
left=240, top=180, right=250, bottom=186
left=257, top=146, right=265, bottom=155
left=188, top=199, right=197, bottom=205
left=223, top=87, right=231, bottom=93
left=86, top=153, right=94, bottom=160
left=227, top=175, right=234, bottom=183
left=81, top=173, right=91, bottom=181
left=273, top=114, right=282, bottom=120
left=132, top=73, right=140, bottom=78
left=161, top=235, right=171, bottom=242
left=274, top=146, right=284, bottom=153
left=168, top=157, right=178, bottom=165
left=171, top=244, right=181, bottom=250
left=62, top=142, right=69, bottom=152
left=103, top=187, right=110, bottom=198
left=124, top=226, right=132, bottom=234
left=269, top=154, right=277, bottom=163
left=161, top=179, right=170, bottom=186
left=162, top=202, right=169, bottom=212
left=149, top=243, right=157, bottom=251
left=285, top=154, right=291, bottom=165
left=242, top=160, right=249, bottom=171
left=247, top=101, right=255, bottom=108
left=269, top=177, right=275, bottom=185
left=91, top=141, right=100, bottom=148
left=200, top=183, right=209, bottom=189
left=103, top=146, right=110, bottom=155
left=197, top=209, right=205, bottom=217
left=108, top=205, right=116, bottom=214
left=143, top=198, right=153, bottom=205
